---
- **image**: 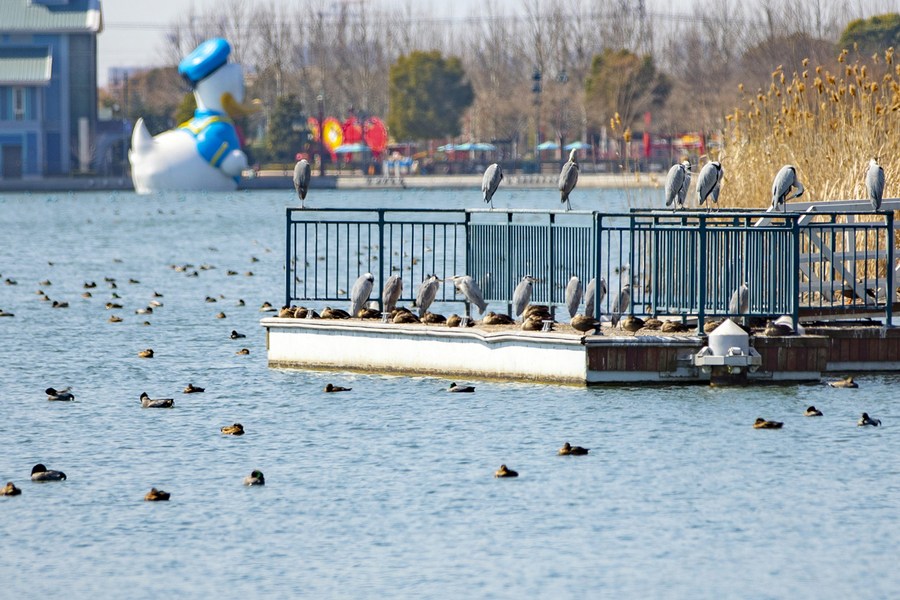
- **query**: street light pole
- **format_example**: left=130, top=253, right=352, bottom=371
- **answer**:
left=317, top=94, right=325, bottom=177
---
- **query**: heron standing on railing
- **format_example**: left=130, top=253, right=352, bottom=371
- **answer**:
left=664, top=160, right=691, bottom=210
left=482, top=163, right=503, bottom=209
left=293, top=159, right=311, bottom=208
left=697, top=160, right=724, bottom=211
left=866, top=157, right=885, bottom=212
left=771, top=165, right=804, bottom=212
left=559, top=148, right=579, bottom=211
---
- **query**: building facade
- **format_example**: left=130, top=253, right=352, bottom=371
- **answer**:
left=0, top=0, right=101, bottom=179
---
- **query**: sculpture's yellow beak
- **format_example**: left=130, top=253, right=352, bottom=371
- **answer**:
left=221, top=92, right=259, bottom=119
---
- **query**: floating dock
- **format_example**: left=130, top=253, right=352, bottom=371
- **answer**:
left=262, top=318, right=897, bottom=385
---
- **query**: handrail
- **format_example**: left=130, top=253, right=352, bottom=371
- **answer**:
left=284, top=207, right=897, bottom=326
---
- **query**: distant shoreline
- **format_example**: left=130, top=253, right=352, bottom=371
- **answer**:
left=0, top=172, right=659, bottom=193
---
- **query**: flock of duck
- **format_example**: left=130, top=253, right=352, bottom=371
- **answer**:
left=1, top=250, right=282, bottom=501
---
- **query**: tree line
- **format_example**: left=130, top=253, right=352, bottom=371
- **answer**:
left=104, top=0, right=899, bottom=164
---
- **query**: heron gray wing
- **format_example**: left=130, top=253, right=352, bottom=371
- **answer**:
left=482, top=163, right=502, bottom=205
left=867, top=162, right=885, bottom=210
left=382, top=275, right=403, bottom=313
left=293, top=159, right=311, bottom=200
left=679, top=166, right=692, bottom=206
left=664, top=163, right=685, bottom=207
left=696, top=163, right=718, bottom=205
left=512, top=278, right=532, bottom=317
left=350, top=274, right=374, bottom=316
left=565, top=276, right=583, bottom=318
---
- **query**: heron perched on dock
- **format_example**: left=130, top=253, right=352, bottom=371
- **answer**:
left=729, top=282, right=749, bottom=314
left=382, top=275, right=403, bottom=313
left=866, top=157, right=885, bottom=211
left=416, top=275, right=441, bottom=317
left=482, top=163, right=503, bottom=209
left=611, top=283, right=631, bottom=327
left=293, top=159, right=311, bottom=207
left=584, top=277, right=607, bottom=318
left=771, top=165, right=804, bottom=212
left=350, top=272, right=375, bottom=317
left=697, top=161, right=723, bottom=211
left=558, top=148, right=579, bottom=211
left=450, top=275, right=488, bottom=315
left=565, top=276, right=583, bottom=318
left=664, top=160, right=691, bottom=210
left=512, top=275, right=537, bottom=318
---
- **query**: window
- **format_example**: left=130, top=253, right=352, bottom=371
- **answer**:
left=13, top=88, right=25, bottom=121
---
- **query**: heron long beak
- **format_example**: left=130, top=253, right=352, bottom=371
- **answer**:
left=221, top=92, right=260, bottom=119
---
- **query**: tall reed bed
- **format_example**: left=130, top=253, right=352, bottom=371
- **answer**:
left=722, top=48, right=899, bottom=208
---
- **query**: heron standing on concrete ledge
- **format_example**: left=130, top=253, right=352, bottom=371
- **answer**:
left=293, top=159, right=311, bottom=208
left=416, top=275, right=441, bottom=317
left=450, top=275, right=488, bottom=315
left=382, top=275, right=403, bottom=313
left=512, top=275, right=537, bottom=318
left=565, top=276, right=583, bottom=318
left=350, top=272, right=374, bottom=317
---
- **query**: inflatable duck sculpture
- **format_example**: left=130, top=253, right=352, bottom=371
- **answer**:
left=130, top=38, right=250, bottom=193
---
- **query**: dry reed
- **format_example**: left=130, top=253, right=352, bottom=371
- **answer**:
left=722, top=48, right=899, bottom=209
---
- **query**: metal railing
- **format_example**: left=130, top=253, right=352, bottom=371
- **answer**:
left=285, top=207, right=896, bottom=330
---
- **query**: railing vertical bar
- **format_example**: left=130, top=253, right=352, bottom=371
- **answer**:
left=887, top=211, right=894, bottom=326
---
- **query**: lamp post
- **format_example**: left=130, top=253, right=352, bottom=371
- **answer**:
left=317, top=94, right=325, bottom=177
left=532, top=68, right=542, bottom=173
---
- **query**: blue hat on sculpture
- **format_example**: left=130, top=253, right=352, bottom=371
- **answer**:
left=178, top=38, right=231, bottom=86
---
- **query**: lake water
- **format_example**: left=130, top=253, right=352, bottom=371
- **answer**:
left=1, top=188, right=899, bottom=599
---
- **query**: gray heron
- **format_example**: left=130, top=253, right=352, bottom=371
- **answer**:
left=293, top=159, right=311, bottom=207
left=558, top=148, right=579, bottom=211
left=866, top=157, right=885, bottom=211
left=349, top=272, right=374, bottom=317
left=728, top=282, right=749, bottom=314
left=696, top=161, right=723, bottom=211
left=565, top=275, right=583, bottom=318
left=583, top=277, right=607, bottom=318
left=382, top=275, right=403, bottom=313
left=771, top=165, right=804, bottom=212
left=450, top=275, right=488, bottom=315
left=512, top=275, right=537, bottom=318
left=611, top=283, right=631, bottom=327
left=415, top=274, right=441, bottom=317
left=664, top=160, right=691, bottom=209
left=482, top=163, right=503, bottom=209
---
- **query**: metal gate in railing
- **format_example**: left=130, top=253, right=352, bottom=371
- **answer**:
left=284, top=207, right=896, bottom=328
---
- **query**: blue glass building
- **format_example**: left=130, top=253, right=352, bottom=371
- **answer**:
left=0, top=0, right=101, bottom=179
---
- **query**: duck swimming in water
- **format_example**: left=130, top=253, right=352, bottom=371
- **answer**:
left=45, top=387, right=74, bottom=401
left=558, top=442, right=590, bottom=455
left=183, top=383, right=205, bottom=394
left=138, top=348, right=154, bottom=358
left=31, top=464, right=66, bottom=481
left=243, top=470, right=265, bottom=486
left=804, top=406, right=823, bottom=417
left=858, top=412, right=881, bottom=427
left=324, top=383, right=351, bottom=393
left=1, top=482, right=22, bottom=496
left=828, top=376, right=858, bottom=389
left=140, top=392, right=174, bottom=408
left=230, top=330, right=246, bottom=339
left=753, top=418, right=783, bottom=429
left=236, top=348, right=250, bottom=355
left=144, top=488, right=171, bottom=501
left=448, top=383, right=475, bottom=393
left=221, top=423, right=245, bottom=435
left=494, top=464, right=518, bottom=478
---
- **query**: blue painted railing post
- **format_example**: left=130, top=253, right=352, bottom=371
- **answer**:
left=284, top=208, right=292, bottom=308
left=506, top=211, right=514, bottom=316
left=378, top=209, right=385, bottom=312
left=886, top=210, right=894, bottom=327
left=697, top=214, right=707, bottom=334
left=628, top=213, right=636, bottom=316
left=791, top=214, right=801, bottom=331
left=548, top=212, right=556, bottom=311
left=594, top=213, right=602, bottom=320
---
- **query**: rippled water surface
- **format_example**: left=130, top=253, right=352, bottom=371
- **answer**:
left=1, top=189, right=899, bottom=599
